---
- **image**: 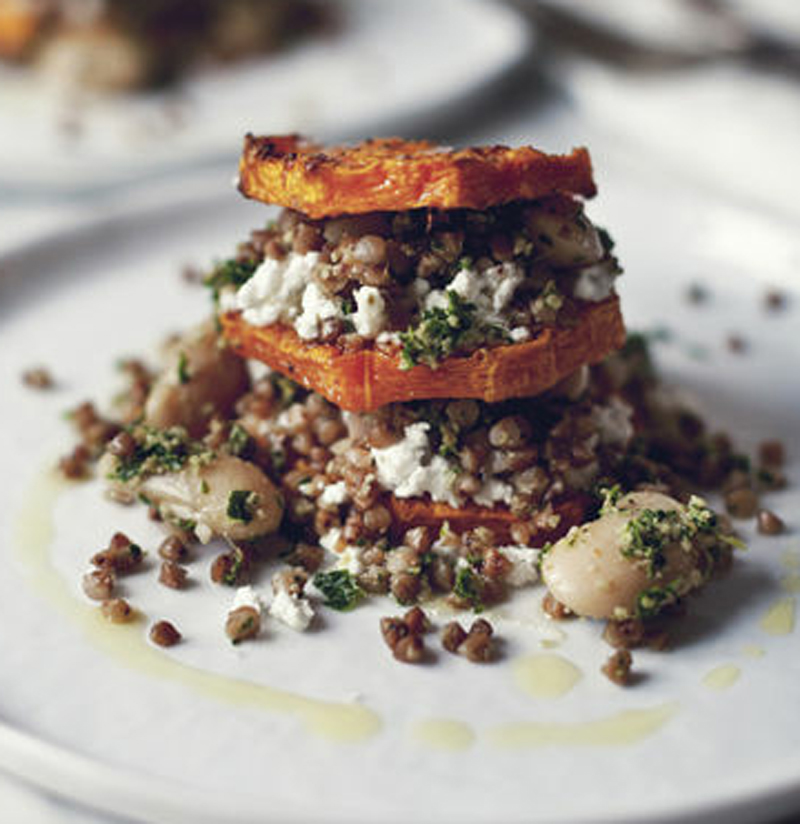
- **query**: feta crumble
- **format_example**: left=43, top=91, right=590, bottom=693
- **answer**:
left=370, top=422, right=514, bottom=508
left=269, top=574, right=315, bottom=632
left=497, top=546, right=541, bottom=587
left=319, top=481, right=349, bottom=509
left=352, top=286, right=388, bottom=337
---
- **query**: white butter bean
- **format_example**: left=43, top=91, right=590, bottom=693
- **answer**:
left=542, top=491, right=698, bottom=620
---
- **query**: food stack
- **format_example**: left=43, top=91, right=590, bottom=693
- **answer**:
left=205, top=134, right=730, bottom=623
left=217, top=133, right=625, bottom=553
left=93, top=134, right=736, bottom=657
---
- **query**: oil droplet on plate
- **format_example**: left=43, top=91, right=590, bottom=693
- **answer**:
left=488, top=703, right=678, bottom=749
left=702, top=664, right=740, bottom=691
left=512, top=653, right=582, bottom=699
left=759, top=597, right=796, bottom=636
left=780, top=573, right=800, bottom=594
left=741, top=644, right=765, bottom=659
left=15, top=469, right=382, bottom=744
left=412, top=719, right=475, bottom=752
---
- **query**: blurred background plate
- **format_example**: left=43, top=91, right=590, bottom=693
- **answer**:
left=0, top=0, right=530, bottom=196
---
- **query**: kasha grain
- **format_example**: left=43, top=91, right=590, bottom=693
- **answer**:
left=225, top=606, right=260, bottom=644
left=601, top=650, right=633, bottom=686
left=101, top=598, right=133, bottom=624
left=150, top=620, right=181, bottom=647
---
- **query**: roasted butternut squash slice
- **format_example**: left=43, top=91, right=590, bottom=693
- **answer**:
left=221, top=296, right=625, bottom=413
left=0, top=0, right=44, bottom=59
left=238, top=134, right=597, bottom=218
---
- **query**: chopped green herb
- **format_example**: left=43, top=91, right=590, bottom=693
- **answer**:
left=271, top=373, right=301, bottom=408
left=313, top=570, right=364, bottom=611
left=399, top=291, right=507, bottom=369
left=636, top=582, right=680, bottom=619
left=227, top=490, right=259, bottom=523
left=109, top=426, right=208, bottom=483
left=227, top=423, right=254, bottom=459
left=270, top=448, right=287, bottom=473
left=204, top=258, right=258, bottom=304
left=621, top=508, right=680, bottom=576
left=600, top=484, right=623, bottom=513
left=223, top=548, right=246, bottom=586
left=597, top=227, right=615, bottom=253
left=453, top=565, right=484, bottom=612
left=176, top=351, right=190, bottom=385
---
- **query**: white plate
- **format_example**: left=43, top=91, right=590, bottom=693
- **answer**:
left=0, top=168, right=799, bottom=824
left=0, top=0, right=530, bottom=194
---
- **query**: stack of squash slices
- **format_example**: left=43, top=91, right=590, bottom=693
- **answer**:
left=220, top=134, right=627, bottom=544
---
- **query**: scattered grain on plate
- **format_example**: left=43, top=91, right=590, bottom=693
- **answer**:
left=686, top=283, right=709, bottom=304
left=22, top=367, right=54, bottom=389
left=92, top=532, right=144, bottom=574
left=759, top=440, right=785, bottom=468
left=602, top=650, right=633, bottom=686
left=58, top=444, right=91, bottom=479
left=181, top=264, right=203, bottom=284
left=725, top=487, right=759, bottom=519
left=726, top=334, right=747, bottom=354
left=225, top=606, right=260, bottom=644
left=82, top=569, right=115, bottom=601
left=159, top=560, right=188, bottom=590
left=765, top=288, right=788, bottom=312
left=150, top=620, right=181, bottom=647
left=380, top=607, right=431, bottom=664
left=542, top=591, right=574, bottom=620
left=462, top=623, right=494, bottom=663
left=441, top=621, right=468, bottom=653
left=158, top=534, right=190, bottom=562
left=101, top=598, right=134, bottom=624
left=757, top=509, right=785, bottom=536
left=393, top=634, right=424, bottom=663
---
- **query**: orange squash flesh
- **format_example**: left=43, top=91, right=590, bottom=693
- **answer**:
left=222, top=296, right=625, bottom=413
left=238, top=134, right=597, bottom=218
left=0, top=0, right=44, bottom=59
left=387, top=493, right=590, bottom=545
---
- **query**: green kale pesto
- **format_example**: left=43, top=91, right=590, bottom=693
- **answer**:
left=453, top=565, right=484, bottom=613
left=176, top=351, right=191, bottom=385
left=312, top=569, right=364, bottom=611
left=399, top=291, right=508, bottom=370
left=226, top=490, right=259, bottom=523
left=109, top=426, right=211, bottom=484
left=204, top=258, right=258, bottom=304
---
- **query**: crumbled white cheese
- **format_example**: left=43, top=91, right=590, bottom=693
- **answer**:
left=371, top=422, right=459, bottom=507
left=295, top=281, right=343, bottom=340
left=320, top=527, right=344, bottom=553
left=573, top=260, right=618, bottom=302
left=228, top=251, right=388, bottom=342
left=591, top=396, right=634, bottom=448
left=319, top=481, right=349, bottom=509
left=497, top=546, right=541, bottom=587
left=232, top=586, right=264, bottom=616
left=269, top=587, right=314, bottom=632
left=370, top=421, right=520, bottom=508
left=529, top=209, right=604, bottom=268
left=231, top=251, right=320, bottom=327
left=336, top=546, right=365, bottom=576
left=352, top=286, right=387, bottom=337
left=472, top=478, right=514, bottom=507
left=510, top=327, right=531, bottom=343
left=424, top=263, right=524, bottom=331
